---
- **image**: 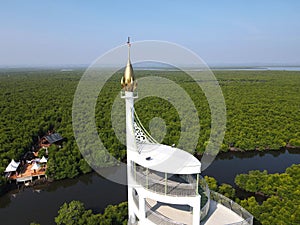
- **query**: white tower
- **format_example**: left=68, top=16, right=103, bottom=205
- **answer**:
left=121, top=39, right=253, bottom=225
left=121, top=37, right=138, bottom=224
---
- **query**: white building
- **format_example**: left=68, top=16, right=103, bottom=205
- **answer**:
left=121, top=39, right=253, bottom=225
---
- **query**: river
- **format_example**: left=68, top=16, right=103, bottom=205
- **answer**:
left=0, top=149, right=299, bottom=225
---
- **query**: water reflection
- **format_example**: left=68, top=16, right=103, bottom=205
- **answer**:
left=0, top=173, right=127, bottom=225
left=202, top=149, right=300, bottom=185
left=0, top=149, right=299, bottom=225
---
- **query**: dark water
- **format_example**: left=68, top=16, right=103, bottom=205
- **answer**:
left=0, top=149, right=299, bottom=225
left=0, top=174, right=127, bottom=225
left=202, top=148, right=300, bottom=185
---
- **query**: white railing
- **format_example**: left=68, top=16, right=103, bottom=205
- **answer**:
left=132, top=192, right=187, bottom=225
left=210, top=191, right=253, bottom=225
left=199, top=177, right=210, bottom=220
left=145, top=201, right=187, bottom=225
left=132, top=164, right=212, bottom=221
left=133, top=167, right=197, bottom=197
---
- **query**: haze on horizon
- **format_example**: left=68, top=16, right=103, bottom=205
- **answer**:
left=0, top=0, right=300, bottom=67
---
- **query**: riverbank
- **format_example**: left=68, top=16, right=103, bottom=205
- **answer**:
left=227, top=144, right=300, bottom=152
left=2, top=147, right=300, bottom=198
left=201, top=148, right=300, bottom=185
left=0, top=149, right=299, bottom=225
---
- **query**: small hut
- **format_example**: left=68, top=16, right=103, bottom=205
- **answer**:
left=31, top=163, right=41, bottom=174
left=4, top=159, right=20, bottom=178
left=40, top=156, right=48, bottom=163
left=39, top=133, right=64, bottom=148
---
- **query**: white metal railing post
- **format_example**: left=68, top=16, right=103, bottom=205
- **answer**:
left=196, top=174, right=199, bottom=195
left=134, top=162, right=136, bottom=181
left=139, top=197, right=146, bottom=221
left=146, top=168, right=149, bottom=189
left=165, top=172, right=167, bottom=195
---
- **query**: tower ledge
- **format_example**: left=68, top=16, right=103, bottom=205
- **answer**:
left=130, top=143, right=201, bottom=174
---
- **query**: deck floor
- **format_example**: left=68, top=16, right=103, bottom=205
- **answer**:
left=146, top=198, right=193, bottom=225
left=145, top=198, right=245, bottom=225
left=201, top=200, right=244, bottom=225
left=9, top=163, right=46, bottom=180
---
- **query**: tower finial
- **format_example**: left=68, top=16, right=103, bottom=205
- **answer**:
left=127, top=37, right=131, bottom=60
left=127, top=37, right=130, bottom=45
left=121, top=37, right=136, bottom=91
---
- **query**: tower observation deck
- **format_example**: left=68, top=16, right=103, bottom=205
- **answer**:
left=121, top=38, right=253, bottom=225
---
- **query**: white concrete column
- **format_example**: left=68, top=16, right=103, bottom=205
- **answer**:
left=127, top=186, right=136, bottom=224
left=125, top=91, right=135, bottom=153
left=146, top=168, right=149, bottom=189
left=139, top=196, right=146, bottom=220
left=165, top=172, right=167, bottom=195
left=192, top=195, right=201, bottom=225
left=196, top=173, right=199, bottom=195
left=124, top=91, right=137, bottom=224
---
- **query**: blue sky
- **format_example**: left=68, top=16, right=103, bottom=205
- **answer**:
left=1, top=0, right=300, bottom=66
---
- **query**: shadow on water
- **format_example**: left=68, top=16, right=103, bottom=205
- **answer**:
left=0, top=172, right=127, bottom=225
left=235, top=186, right=268, bottom=204
left=44, top=173, right=94, bottom=193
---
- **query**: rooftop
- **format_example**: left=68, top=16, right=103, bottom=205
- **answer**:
left=9, top=163, right=46, bottom=181
left=132, top=143, right=201, bottom=174
left=44, top=133, right=63, bottom=144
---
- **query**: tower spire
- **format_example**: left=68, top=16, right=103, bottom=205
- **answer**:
left=121, top=37, right=136, bottom=91
left=127, top=37, right=131, bottom=60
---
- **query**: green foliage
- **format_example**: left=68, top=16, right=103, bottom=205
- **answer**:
left=55, top=200, right=99, bottom=225
left=289, top=138, right=300, bottom=147
left=54, top=200, right=127, bottom=225
left=46, top=142, right=81, bottom=179
left=94, top=70, right=300, bottom=155
left=239, top=196, right=260, bottom=218
left=237, top=164, right=300, bottom=225
left=217, top=70, right=300, bottom=151
left=0, top=71, right=92, bottom=187
left=204, top=176, right=236, bottom=199
left=0, top=69, right=300, bottom=192
left=30, top=222, right=41, bottom=225
left=235, top=170, right=269, bottom=194
left=79, top=159, right=92, bottom=174
left=204, top=176, right=218, bottom=191
left=218, top=183, right=235, bottom=199
left=99, top=202, right=128, bottom=225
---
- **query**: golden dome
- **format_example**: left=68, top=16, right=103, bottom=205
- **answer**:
left=121, top=37, right=136, bottom=91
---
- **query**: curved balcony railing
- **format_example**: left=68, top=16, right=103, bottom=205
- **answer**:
left=132, top=192, right=186, bottom=225
left=132, top=164, right=211, bottom=219
left=210, top=191, right=253, bottom=225
left=145, top=200, right=187, bottom=225
left=132, top=165, right=211, bottom=222
left=199, top=178, right=210, bottom=220
left=133, top=166, right=198, bottom=197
